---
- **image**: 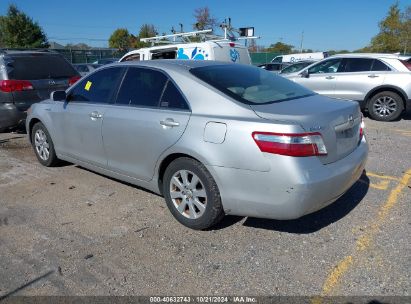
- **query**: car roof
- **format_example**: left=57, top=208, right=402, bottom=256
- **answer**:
left=112, top=59, right=239, bottom=72
left=0, top=49, right=59, bottom=56
left=329, top=53, right=410, bottom=60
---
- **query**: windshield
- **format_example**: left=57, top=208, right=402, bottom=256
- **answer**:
left=190, top=64, right=315, bottom=105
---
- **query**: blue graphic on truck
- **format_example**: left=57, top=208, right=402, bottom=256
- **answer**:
left=230, top=49, right=240, bottom=62
left=177, top=47, right=208, bottom=60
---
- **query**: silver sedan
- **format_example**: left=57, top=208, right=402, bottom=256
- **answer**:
left=26, top=60, right=368, bottom=229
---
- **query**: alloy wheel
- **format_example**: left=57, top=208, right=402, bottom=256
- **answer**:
left=373, top=96, right=397, bottom=118
left=34, top=129, right=50, bottom=161
left=169, top=170, right=207, bottom=219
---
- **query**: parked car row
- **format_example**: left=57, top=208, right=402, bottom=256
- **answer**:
left=0, top=47, right=409, bottom=229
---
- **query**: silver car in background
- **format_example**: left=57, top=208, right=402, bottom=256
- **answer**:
left=284, top=53, right=411, bottom=121
left=26, top=60, right=368, bottom=229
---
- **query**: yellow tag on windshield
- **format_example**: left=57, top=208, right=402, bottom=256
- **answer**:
left=85, top=81, right=92, bottom=91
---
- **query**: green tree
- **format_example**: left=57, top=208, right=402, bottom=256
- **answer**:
left=370, top=3, right=403, bottom=52
left=265, top=42, right=294, bottom=53
left=0, top=4, right=48, bottom=48
left=109, top=28, right=132, bottom=51
left=401, top=6, right=411, bottom=53
left=139, top=24, right=157, bottom=38
left=193, top=7, right=218, bottom=31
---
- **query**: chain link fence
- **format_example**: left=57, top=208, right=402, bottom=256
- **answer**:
left=52, top=48, right=127, bottom=64
left=249, top=52, right=283, bottom=65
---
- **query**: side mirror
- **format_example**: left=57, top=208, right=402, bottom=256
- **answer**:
left=300, top=70, right=310, bottom=78
left=51, top=90, right=66, bottom=101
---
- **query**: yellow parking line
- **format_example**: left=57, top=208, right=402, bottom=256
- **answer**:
left=358, top=179, right=390, bottom=190
left=312, top=168, right=411, bottom=303
left=369, top=180, right=390, bottom=190
left=366, top=172, right=400, bottom=181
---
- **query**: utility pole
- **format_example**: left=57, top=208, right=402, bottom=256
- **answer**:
left=300, top=31, right=304, bottom=53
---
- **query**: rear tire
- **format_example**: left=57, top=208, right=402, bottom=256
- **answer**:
left=163, top=157, right=225, bottom=230
left=31, top=122, right=59, bottom=167
left=368, top=91, right=403, bottom=121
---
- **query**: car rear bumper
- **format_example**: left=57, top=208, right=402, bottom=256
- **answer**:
left=0, top=103, right=26, bottom=131
left=207, top=138, right=368, bottom=220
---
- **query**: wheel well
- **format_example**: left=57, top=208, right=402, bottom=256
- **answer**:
left=157, top=153, right=199, bottom=195
left=365, top=87, right=406, bottom=111
left=28, top=118, right=41, bottom=143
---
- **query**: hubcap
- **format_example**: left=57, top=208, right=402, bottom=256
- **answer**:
left=34, top=129, right=50, bottom=161
left=169, top=170, right=207, bottom=219
left=373, top=96, right=397, bottom=117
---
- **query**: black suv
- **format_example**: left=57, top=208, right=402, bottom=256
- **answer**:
left=0, top=50, right=80, bottom=131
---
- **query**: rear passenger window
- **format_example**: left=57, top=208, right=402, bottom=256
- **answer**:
left=343, top=58, right=373, bottom=72
left=69, top=67, right=124, bottom=103
left=160, top=80, right=189, bottom=110
left=116, top=68, right=167, bottom=107
left=371, top=59, right=391, bottom=71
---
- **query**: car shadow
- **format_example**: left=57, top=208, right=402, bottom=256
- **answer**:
left=75, top=165, right=162, bottom=197
left=75, top=165, right=369, bottom=233
left=0, top=269, right=54, bottom=300
left=402, top=112, right=411, bottom=121
left=0, top=136, right=26, bottom=144
left=241, top=171, right=370, bottom=233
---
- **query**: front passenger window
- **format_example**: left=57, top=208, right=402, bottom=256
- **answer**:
left=69, top=67, right=124, bottom=103
left=308, top=59, right=342, bottom=74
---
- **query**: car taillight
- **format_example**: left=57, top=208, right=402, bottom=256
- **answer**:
left=400, top=60, right=411, bottom=71
left=0, top=80, right=34, bottom=93
left=68, top=75, right=81, bottom=86
left=359, top=115, right=365, bottom=141
left=252, top=132, right=328, bottom=157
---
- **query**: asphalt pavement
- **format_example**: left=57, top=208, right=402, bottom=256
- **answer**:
left=0, top=116, right=410, bottom=300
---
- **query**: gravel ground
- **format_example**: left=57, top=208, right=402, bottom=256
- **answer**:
left=0, top=116, right=410, bottom=299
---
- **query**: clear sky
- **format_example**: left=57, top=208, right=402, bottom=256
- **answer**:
left=0, top=0, right=409, bottom=50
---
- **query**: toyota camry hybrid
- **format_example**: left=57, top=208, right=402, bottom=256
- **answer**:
left=26, top=60, right=368, bottom=230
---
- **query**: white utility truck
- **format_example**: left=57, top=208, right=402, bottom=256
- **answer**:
left=120, top=24, right=258, bottom=65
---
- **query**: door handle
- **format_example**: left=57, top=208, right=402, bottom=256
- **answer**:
left=89, top=111, right=103, bottom=119
left=325, top=76, right=335, bottom=80
left=368, top=74, right=379, bottom=78
left=160, top=118, right=180, bottom=128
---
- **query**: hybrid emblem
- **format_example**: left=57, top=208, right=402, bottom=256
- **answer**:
left=348, top=114, right=354, bottom=125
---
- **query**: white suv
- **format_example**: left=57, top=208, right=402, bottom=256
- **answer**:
left=284, top=53, right=411, bottom=121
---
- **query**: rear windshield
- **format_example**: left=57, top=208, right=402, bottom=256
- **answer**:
left=6, top=54, right=78, bottom=80
left=190, top=64, right=315, bottom=105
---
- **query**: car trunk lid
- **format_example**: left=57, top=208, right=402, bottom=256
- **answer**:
left=250, top=94, right=361, bottom=164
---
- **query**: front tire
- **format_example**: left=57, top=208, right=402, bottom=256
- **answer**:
left=368, top=91, right=404, bottom=121
left=31, top=122, right=59, bottom=167
left=163, top=157, right=224, bottom=230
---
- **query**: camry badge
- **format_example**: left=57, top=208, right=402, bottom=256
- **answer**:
left=309, top=126, right=323, bottom=131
